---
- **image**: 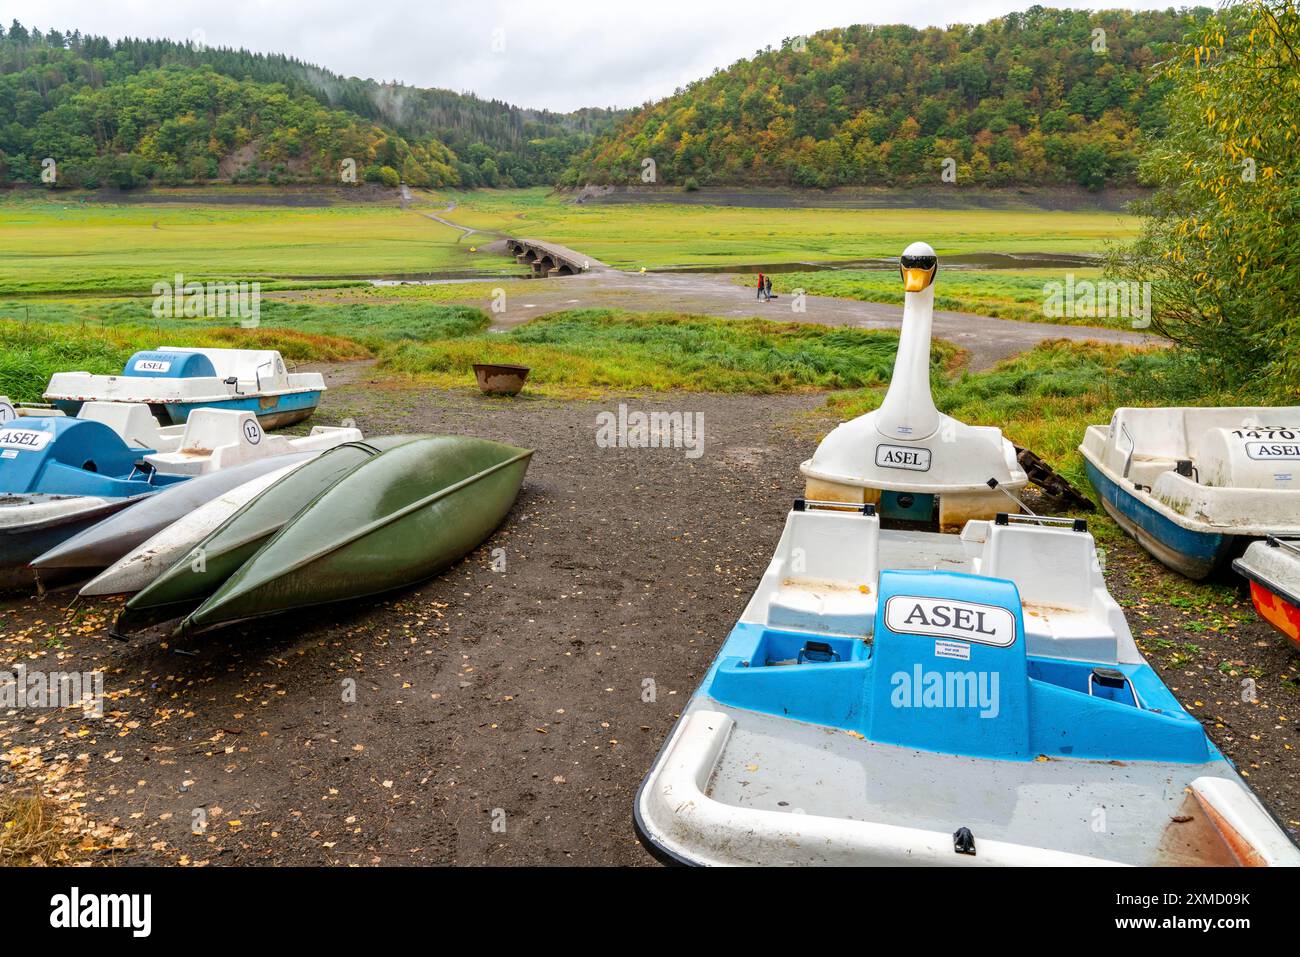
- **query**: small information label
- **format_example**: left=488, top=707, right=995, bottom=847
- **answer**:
left=934, top=639, right=971, bottom=661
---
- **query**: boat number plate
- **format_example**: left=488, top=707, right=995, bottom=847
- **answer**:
left=0, top=429, right=53, bottom=452
left=0, top=400, right=14, bottom=423
left=885, top=596, right=1017, bottom=647
left=875, top=444, right=931, bottom=472
left=242, top=420, right=263, bottom=445
left=133, top=359, right=171, bottom=373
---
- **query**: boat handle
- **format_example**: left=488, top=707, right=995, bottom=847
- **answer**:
left=1267, top=536, right=1300, bottom=558
left=254, top=359, right=274, bottom=393
left=994, top=512, right=1088, bottom=532
left=793, top=498, right=877, bottom=516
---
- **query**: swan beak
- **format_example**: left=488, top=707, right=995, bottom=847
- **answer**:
left=903, top=267, right=933, bottom=292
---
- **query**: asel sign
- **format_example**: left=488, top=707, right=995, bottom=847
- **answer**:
left=133, top=359, right=171, bottom=373
left=1246, top=442, right=1300, bottom=460
left=885, top=595, right=1017, bottom=647
left=875, top=444, right=931, bottom=472
left=0, top=428, right=53, bottom=452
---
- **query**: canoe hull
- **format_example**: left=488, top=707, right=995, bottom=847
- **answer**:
left=181, top=436, right=532, bottom=633
left=83, top=461, right=307, bottom=598
left=119, top=437, right=426, bottom=628
left=31, top=452, right=316, bottom=575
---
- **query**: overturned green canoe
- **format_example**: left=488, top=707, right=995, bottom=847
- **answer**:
left=177, top=435, right=533, bottom=634
left=116, top=436, right=427, bottom=633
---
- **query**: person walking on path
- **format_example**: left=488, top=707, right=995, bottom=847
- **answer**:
left=756, top=272, right=766, bottom=300
left=764, top=275, right=774, bottom=300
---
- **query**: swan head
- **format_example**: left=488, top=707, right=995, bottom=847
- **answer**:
left=899, top=241, right=938, bottom=293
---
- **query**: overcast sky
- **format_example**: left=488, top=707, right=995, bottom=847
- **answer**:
left=2, top=1, right=1187, bottom=111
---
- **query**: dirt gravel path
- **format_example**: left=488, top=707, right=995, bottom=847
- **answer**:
left=472, top=269, right=1161, bottom=370
left=1, top=383, right=1293, bottom=865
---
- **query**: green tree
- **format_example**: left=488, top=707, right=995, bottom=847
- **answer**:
left=1108, top=0, right=1300, bottom=391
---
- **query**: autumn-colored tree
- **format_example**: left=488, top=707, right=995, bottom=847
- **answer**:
left=567, top=8, right=1211, bottom=189
left=1109, top=0, right=1300, bottom=391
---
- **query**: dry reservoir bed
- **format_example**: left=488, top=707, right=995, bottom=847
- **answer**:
left=1, top=382, right=1296, bottom=865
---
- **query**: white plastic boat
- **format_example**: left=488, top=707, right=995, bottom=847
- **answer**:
left=1234, top=537, right=1300, bottom=652
left=636, top=244, right=1300, bottom=867
left=44, top=348, right=325, bottom=429
left=135, top=408, right=360, bottom=477
left=0, top=396, right=63, bottom=420
left=1080, top=408, right=1300, bottom=578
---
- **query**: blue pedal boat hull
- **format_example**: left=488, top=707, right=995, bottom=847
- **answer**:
left=1083, top=458, right=1233, bottom=579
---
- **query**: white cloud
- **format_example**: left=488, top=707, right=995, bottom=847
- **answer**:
left=1, top=0, right=1186, bottom=111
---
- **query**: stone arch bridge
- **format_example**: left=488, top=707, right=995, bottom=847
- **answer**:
left=504, top=238, right=602, bottom=277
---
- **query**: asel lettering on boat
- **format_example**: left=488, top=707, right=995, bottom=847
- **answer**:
left=1246, top=442, right=1300, bottom=460
left=133, top=359, right=171, bottom=374
left=0, top=429, right=52, bottom=452
left=874, top=444, right=932, bottom=472
left=884, top=595, right=1017, bottom=647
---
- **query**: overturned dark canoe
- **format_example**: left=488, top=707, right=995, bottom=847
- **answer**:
left=177, top=436, right=533, bottom=634
left=32, top=452, right=317, bottom=577
left=117, top=436, right=426, bottom=632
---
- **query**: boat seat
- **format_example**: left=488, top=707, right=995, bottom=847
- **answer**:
left=979, top=522, right=1096, bottom=611
left=977, top=521, right=1126, bottom=661
left=765, top=508, right=880, bottom=636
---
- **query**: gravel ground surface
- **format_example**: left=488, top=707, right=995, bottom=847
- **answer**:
left=1, top=380, right=1295, bottom=865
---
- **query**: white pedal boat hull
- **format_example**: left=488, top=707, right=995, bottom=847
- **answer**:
left=1081, top=407, right=1300, bottom=578
left=45, top=348, right=326, bottom=429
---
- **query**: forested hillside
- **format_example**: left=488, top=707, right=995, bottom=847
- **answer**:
left=565, top=6, right=1211, bottom=190
left=0, top=22, right=623, bottom=189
